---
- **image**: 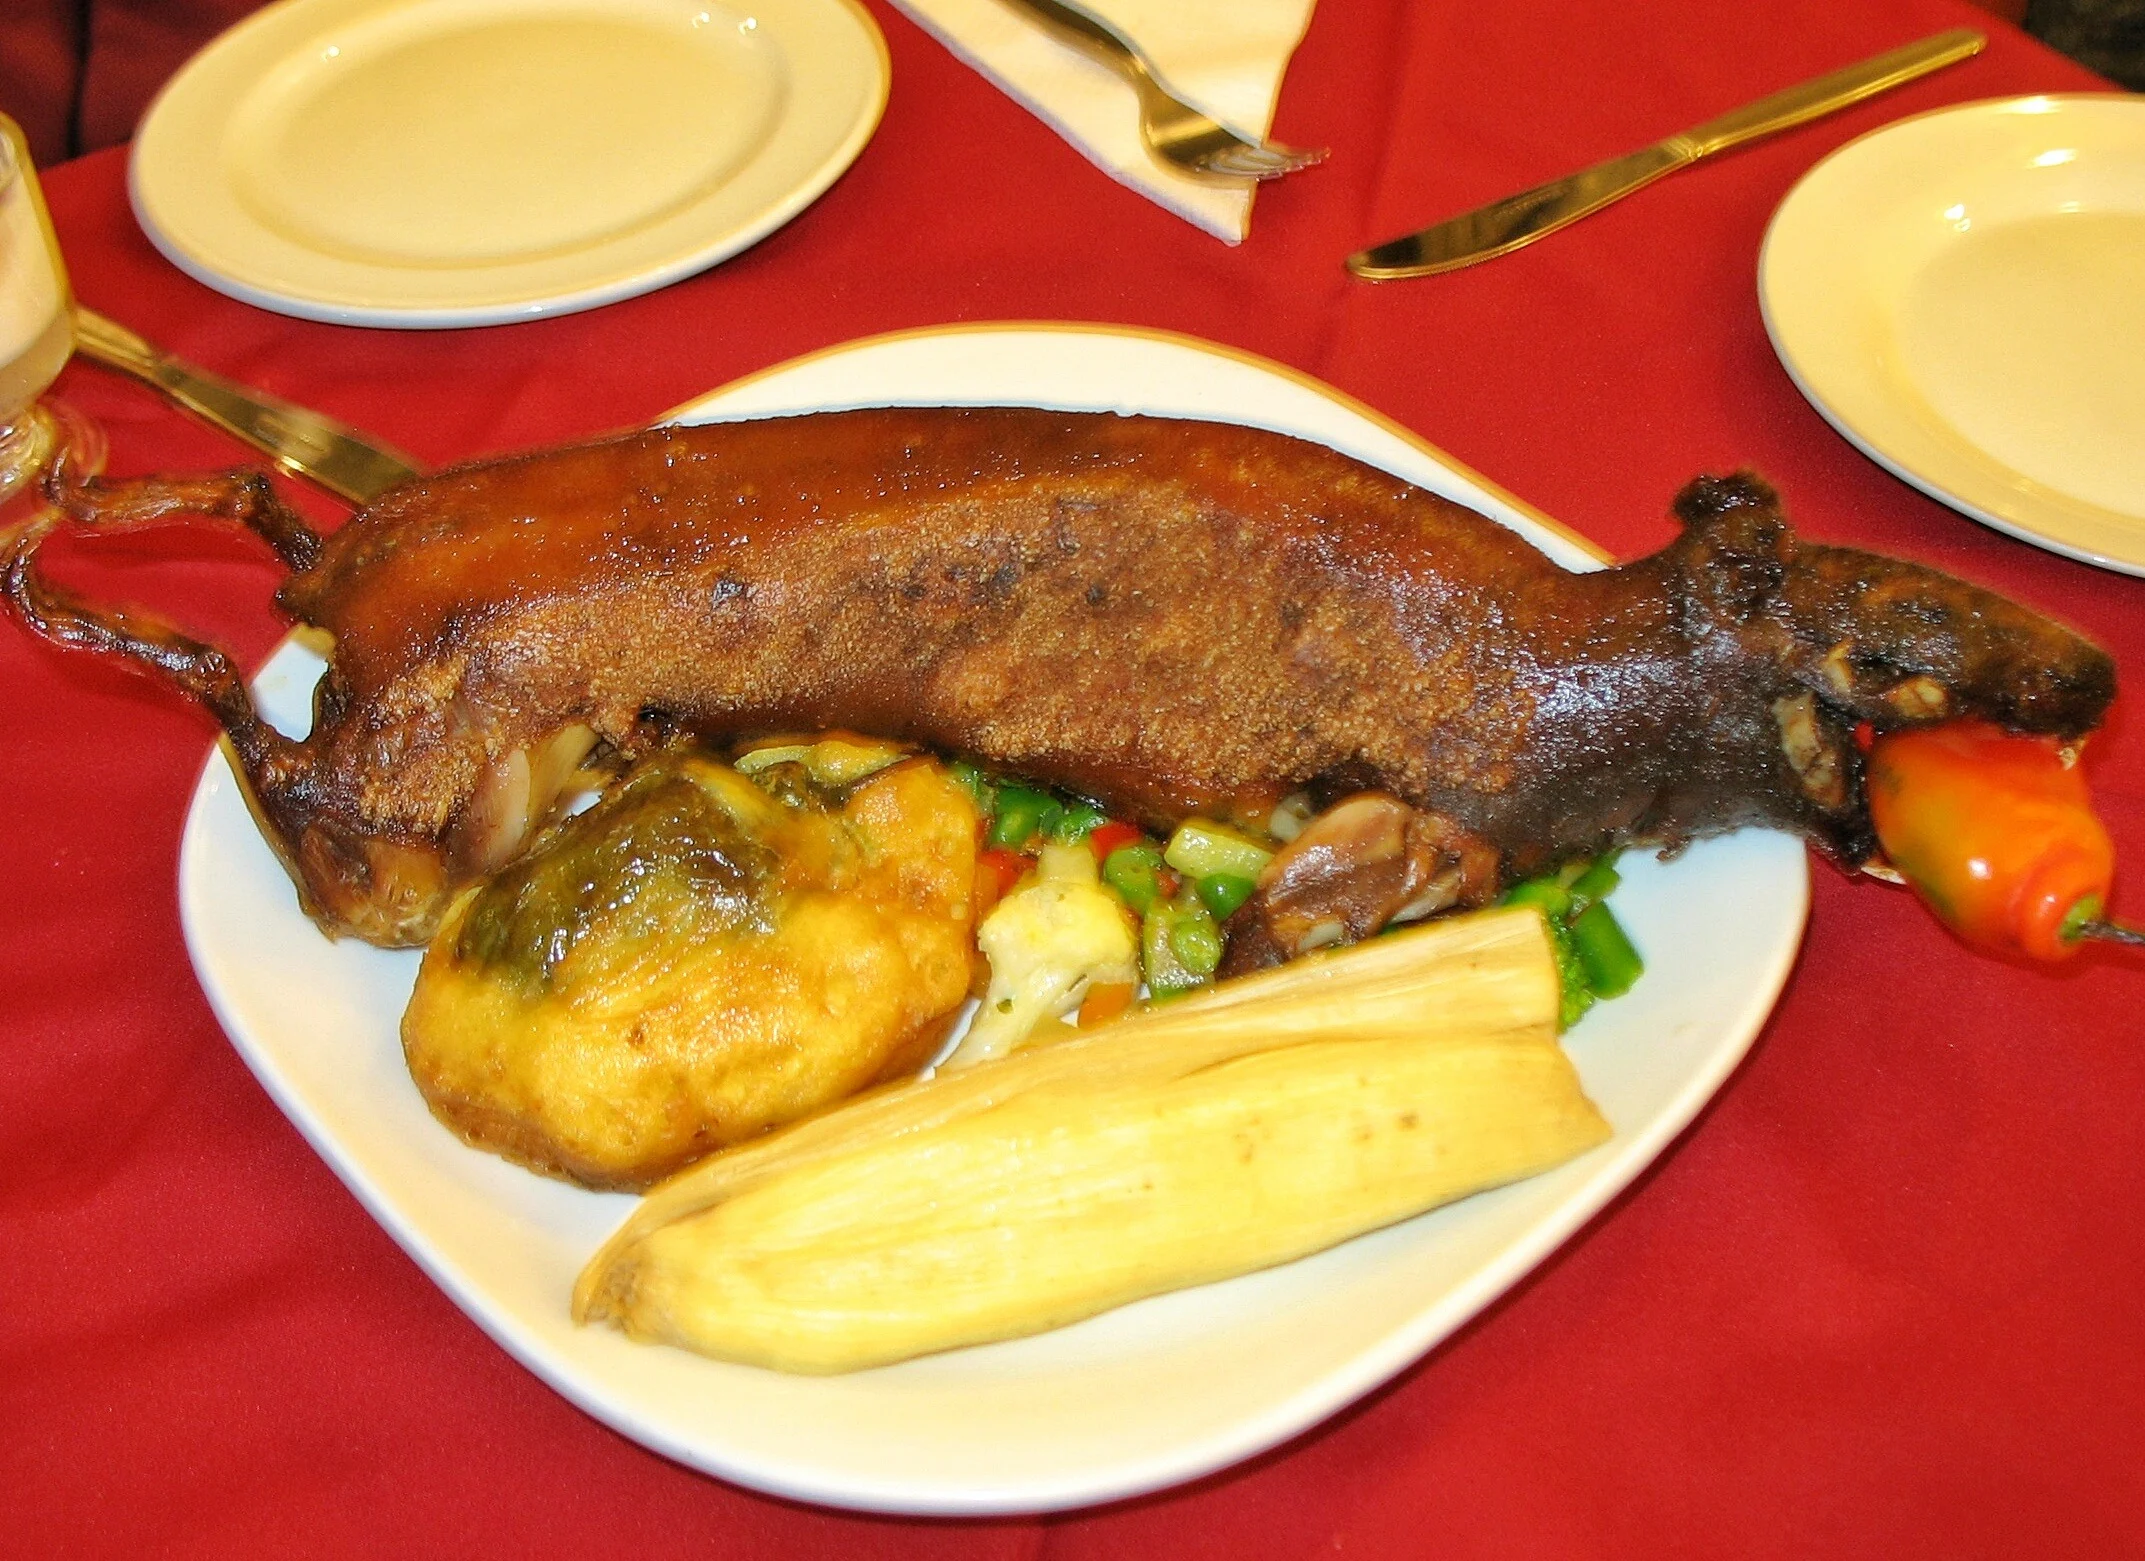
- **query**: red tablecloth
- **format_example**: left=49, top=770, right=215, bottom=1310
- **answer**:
left=5, top=2, right=2140, bottom=1555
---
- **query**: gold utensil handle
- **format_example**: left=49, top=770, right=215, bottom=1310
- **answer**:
left=1674, top=28, right=1986, bottom=159
left=1003, top=0, right=1155, bottom=80
left=71, top=307, right=420, bottom=506
left=1347, top=27, right=1985, bottom=281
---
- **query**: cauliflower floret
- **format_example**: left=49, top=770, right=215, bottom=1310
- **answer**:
left=942, top=851, right=1138, bottom=1069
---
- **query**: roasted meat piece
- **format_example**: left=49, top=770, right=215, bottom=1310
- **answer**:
left=4, top=407, right=2114, bottom=947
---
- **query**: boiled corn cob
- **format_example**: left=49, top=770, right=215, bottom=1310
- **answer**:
left=573, top=906, right=1609, bottom=1373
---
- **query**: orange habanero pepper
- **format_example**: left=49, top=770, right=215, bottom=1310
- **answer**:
left=1866, top=720, right=2124, bottom=962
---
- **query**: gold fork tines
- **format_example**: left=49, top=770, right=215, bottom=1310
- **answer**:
left=1002, top=0, right=1326, bottom=183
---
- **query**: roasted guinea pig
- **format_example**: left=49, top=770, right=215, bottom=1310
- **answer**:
left=402, top=747, right=979, bottom=1190
left=4, top=407, right=2115, bottom=949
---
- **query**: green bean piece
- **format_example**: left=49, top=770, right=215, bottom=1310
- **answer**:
left=1561, top=853, right=1613, bottom=913
left=1571, top=901, right=1643, bottom=999
left=1500, top=876, right=1574, bottom=924
left=1167, top=904, right=1224, bottom=977
left=1141, top=905, right=1210, bottom=998
left=1566, top=854, right=1622, bottom=913
left=1050, top=798, right=1110, bottom=844
left=949, top=760, right=997, bottom=818
left=988, top=784, right=1061, bottom=850
left=1163, top=819, right=1275, bottom=882
left=1196, top=871, right=1257, bottom=921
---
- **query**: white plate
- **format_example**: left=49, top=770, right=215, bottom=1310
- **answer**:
left=131, top=0, right=888, bottom=327
left=1761, top=95, right=2145, bottom=576
left=179, top=324, right=1807, bottom=1514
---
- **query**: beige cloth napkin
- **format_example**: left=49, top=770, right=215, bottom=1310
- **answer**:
left=889, top=0, right=1320, bottom=242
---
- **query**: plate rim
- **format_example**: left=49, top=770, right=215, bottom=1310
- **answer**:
left=176, top=323, right=1808, bottom=1513
left=661, top=318, right=1620, bottom=570
left=128, top=0, right=891, bottom=328
left=1758, top=91, right=2145, bottom=577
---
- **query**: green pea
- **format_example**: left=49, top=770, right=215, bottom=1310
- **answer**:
left=1103, top=842, right=1168, bottom=914
left=1195, top=872, right=1257, bottom=921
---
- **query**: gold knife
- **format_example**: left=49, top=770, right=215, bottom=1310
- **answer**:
left=1347, top=27, right=1985, bottom=280
left=71, top=306, right=421, bottom=505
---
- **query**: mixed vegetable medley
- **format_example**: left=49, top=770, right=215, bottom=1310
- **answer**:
left=927, top=751, right=1647, bottom=1058
left=721, top=735, right=1648, bottom=1069
left=402, top=725, right=1653, bottom=1195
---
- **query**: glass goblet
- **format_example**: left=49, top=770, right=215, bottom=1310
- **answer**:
left=0, top=113, right=78, bottom=505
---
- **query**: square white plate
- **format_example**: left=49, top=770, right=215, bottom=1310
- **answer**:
left=180, top=325, right=1805, bottom=1513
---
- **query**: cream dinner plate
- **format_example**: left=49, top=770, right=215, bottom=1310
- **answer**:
left=131, top=0, right=889, bottom=327
left=1761, top=95, right=2145, bottom=576
left=178, top=325, right=1807, bottom=1514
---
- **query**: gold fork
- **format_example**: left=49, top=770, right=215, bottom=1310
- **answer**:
left=71, top=307, right=419, bottom=505
left=1001, top=0, right=1326, bottom=182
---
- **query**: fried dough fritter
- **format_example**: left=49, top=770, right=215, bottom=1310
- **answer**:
left=400, top=752, right=979, bottom=1189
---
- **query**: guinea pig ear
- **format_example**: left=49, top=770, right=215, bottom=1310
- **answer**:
left=1663, top=471, right=1793, bottom=622
left=1670, top=470, right=1782, bottom=532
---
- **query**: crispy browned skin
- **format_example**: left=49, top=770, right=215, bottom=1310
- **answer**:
left=4, top=407, right=2116, bottom=946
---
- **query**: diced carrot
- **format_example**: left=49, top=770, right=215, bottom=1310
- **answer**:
left=1077, top=980, right=1137, bottom=1028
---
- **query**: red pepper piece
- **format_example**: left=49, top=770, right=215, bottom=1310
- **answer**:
left=1866, top=720, right=2116, bottom=962
left=973, top=847, right=1031, bottom=917
left=1084, top=820, right=1145, bottom=866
